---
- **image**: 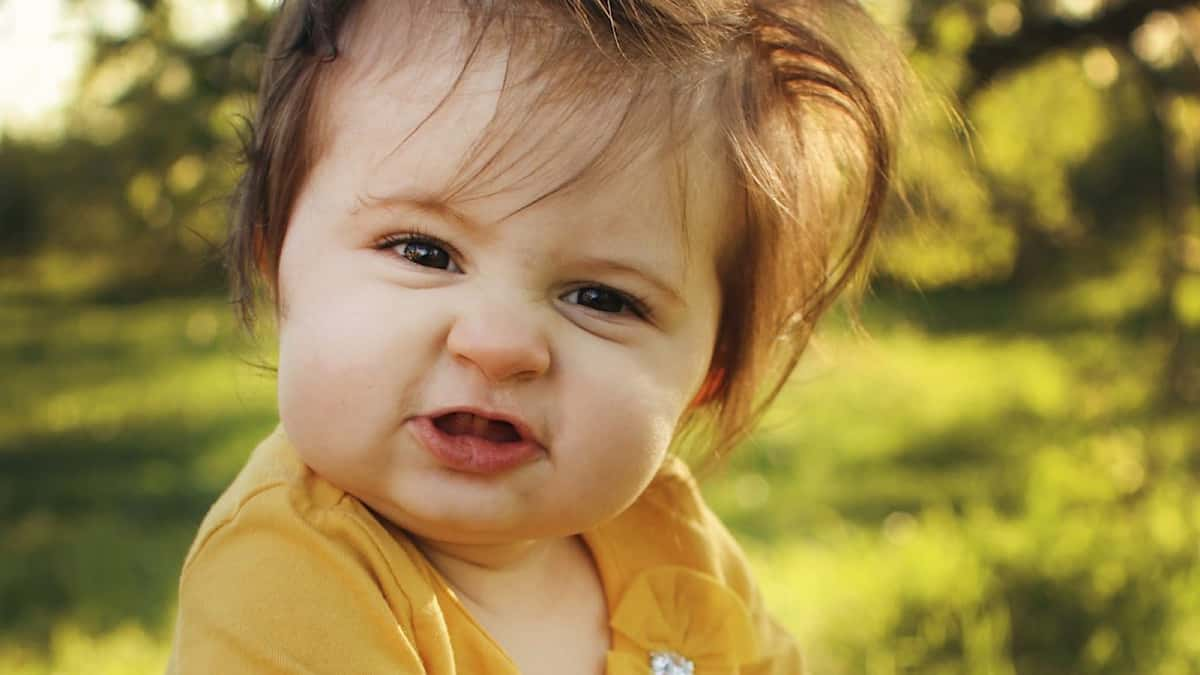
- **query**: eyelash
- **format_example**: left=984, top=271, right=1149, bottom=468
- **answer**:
left=375, top=229, right=460, bottom=270
left=372, top=231, right=655, bottom=321
left=566, top=285, right=654, bottom=321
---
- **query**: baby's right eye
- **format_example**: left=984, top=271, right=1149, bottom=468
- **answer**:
left=376, top=233, right=461, bottom=273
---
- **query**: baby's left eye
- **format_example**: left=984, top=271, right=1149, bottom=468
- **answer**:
left=561, top=286, right=649, bottom=319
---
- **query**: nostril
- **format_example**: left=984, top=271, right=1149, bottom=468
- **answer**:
left=445, top=315, right=551, bottom=382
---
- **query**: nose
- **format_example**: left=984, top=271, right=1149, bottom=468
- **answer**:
left=445, top=302, right=551, bottom=383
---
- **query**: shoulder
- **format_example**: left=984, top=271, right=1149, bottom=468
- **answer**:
left=604, top=455, right=749, bottom=582
left=180, top=426, right=402, bottom=583
left=597, top=455, right=805, bottom=674
left=169, top=427, right=435, bottom=673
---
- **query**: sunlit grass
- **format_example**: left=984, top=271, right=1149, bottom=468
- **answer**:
left=0, top=622, right=169, bottom=675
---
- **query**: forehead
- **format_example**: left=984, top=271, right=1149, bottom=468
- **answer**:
left=310, top=0, right=733, bottom=261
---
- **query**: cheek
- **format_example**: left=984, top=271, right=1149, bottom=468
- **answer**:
left=275, top=261, right=430, bottom=462
left=553, top=346, right=689, bottom=512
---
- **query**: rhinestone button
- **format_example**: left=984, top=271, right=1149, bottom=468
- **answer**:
left=649, top=650, right=694, bottom=675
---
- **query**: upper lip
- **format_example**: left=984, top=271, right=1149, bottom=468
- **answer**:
left=420, top=406, right=542, bottom=446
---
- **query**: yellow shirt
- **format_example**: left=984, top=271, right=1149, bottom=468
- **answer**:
left=167, top=426, right=802, bottom=674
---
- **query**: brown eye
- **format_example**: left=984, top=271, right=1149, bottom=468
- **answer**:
left=401, top=240, right=452, bottom=269
left=562, top=286, right=649, bottom=319
left=376, top=233, right=461, bottom=273
left=573, top=287, right=626, bottom=313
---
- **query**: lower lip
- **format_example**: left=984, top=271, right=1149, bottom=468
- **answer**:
left=407, top=416, right=542, bottom=475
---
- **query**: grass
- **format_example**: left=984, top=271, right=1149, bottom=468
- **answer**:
left=1, top=286, right=1195, bottom=674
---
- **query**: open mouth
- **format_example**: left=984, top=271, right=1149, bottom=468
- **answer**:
left=432, top=412, right=523, bottom=443
left=411, top=409, right=540, bottom=474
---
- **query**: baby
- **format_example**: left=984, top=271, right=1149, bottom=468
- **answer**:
left=167, top=0, right=904, bottom=673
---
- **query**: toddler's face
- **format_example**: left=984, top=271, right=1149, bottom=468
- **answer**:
left=275, top=15, right=726, bottom=547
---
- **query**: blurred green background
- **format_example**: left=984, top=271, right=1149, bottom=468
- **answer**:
left=1, top=0, right=1198, bottom=673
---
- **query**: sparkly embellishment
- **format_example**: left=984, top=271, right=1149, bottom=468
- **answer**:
left=649, top=650, right=694, bottom=675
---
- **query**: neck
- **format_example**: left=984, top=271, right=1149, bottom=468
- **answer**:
left=412, top=535, right=590, bottom=613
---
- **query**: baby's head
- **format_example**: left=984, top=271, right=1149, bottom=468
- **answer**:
left=227, top=0, right=902, bottom=544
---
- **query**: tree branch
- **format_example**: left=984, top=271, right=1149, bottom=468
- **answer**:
left=964, top=0, right=1198, bottom=96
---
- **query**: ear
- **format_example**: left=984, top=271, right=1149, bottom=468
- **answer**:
left=687, top=367, right=725, bottom=410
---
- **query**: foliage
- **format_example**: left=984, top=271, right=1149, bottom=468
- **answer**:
left=708, top=292, right=1199, bottom=674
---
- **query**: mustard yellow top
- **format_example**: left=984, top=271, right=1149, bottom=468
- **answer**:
left=167, top=426, right=802, bottom=674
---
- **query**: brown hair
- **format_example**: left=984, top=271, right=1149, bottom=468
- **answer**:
left=227, top=0, right=908, bottom=466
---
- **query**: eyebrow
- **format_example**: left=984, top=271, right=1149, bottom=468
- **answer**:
left=354, top=191, right=478, bottom=232
left=356, top=192, right=688, bottom=308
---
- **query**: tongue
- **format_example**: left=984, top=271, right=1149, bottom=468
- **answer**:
left=438, top=412, right=521, bottom=443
